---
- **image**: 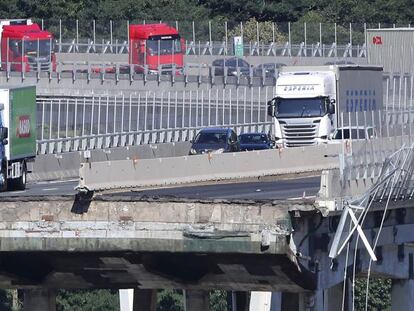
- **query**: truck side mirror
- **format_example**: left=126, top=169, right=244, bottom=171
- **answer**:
left=328, top=102, right=335, bottom=114
left=267, top=100, right=276, bottom=117
left=0, top=127, right=8, bottom=140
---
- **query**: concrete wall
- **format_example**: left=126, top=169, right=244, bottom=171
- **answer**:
left=79, top=144, right=340, bottom=191
left=29, top=141, right=191, bottom=181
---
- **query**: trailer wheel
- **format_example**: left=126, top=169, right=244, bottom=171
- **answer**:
left=9, top=161, right=26, bottom=191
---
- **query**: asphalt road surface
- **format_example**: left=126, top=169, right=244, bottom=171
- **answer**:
left=125, top=175, right=320, bottom=200
left=0, top=175, right=320, bottom=200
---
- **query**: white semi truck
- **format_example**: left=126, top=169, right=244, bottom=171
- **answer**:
left=267, top=65, right=383, bottom=148
left=0, top=86, right=36, bottom=191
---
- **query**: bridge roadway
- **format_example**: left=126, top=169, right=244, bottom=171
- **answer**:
left=0, top=175, right=320, bottom=200
left=2, top=169, right=414, bottom=310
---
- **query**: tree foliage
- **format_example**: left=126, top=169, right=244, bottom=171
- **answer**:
left=228, top=18, right=286, bottom=43
left=56, top=289, right=119, bottom=311
left=354, top=278, right=391, bottom=311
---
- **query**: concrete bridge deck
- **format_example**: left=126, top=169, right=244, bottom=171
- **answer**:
left=0, top=194, right=316, bottom=292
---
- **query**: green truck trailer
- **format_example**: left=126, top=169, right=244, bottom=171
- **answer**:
left=0, top=86, right=36, bottom=191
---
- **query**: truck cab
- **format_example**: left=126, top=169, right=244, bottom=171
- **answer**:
left=0, top=19, right=56, bottom=72
left=267, top=65, right=383, bottom=148
left=129, top=23, right=184, bottom=74
left=268, top=70, right=336, bottom=147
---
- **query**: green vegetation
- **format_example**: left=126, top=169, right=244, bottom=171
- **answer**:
left=1, top=0, right=413, bottom=31
left=0, top=289, right=229, bottom=311
left=354, top=278, right=391, bottom=311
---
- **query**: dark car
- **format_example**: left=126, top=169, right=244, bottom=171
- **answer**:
left=212, top=57, right=252, bottom=77
left=239, top=133, right=274, bottom=151
left=253, top=63, right=286, bottom=78
left=189, top=128, right=240, bottom=155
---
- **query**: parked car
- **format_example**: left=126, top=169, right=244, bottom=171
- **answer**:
left=328, top=126, right=377, bottom=142
left=212, top=57, right=252, bottom=77
left=189, top=128, right=240, bottom=155
left=239, top=133, right=274, bottom=151
left=254, top=63, right=286, bottom=78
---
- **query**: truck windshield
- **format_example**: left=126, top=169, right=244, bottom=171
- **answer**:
left=277, top=98, right=325, bottom=118
left=9, top=39, right=52, bottom=57
left=146, top=37, right=181, bottom=55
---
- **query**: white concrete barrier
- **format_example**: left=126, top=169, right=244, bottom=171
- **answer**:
left=78, top=144, right=341, bottom=191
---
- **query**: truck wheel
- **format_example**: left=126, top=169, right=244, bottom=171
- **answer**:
left=0, top=171, right=6, bottom=192
left=15, top=162, right=27, bottom=190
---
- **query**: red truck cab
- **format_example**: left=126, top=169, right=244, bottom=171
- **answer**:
left=129, top=23, right=184, bottom=74
left=0, top=19, right=56, bottom=72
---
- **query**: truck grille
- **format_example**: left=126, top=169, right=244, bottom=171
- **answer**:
left=28, top=61, right=51, bottom=71
left=282, top=124, right=317, bottom=147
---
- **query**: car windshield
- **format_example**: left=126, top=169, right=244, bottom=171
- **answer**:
left=224, top=59, right=249, bottom=67
left=194, top=132, right=227, bottom=144
left=333, top=128, right=367, bottom=139
left=147, top=37, right=181, bottom=55
left=277, top=98, right=325, bottom=118
left=240, top=134, right=268, bottom=144
left=9, top=39, right=52, bottom=57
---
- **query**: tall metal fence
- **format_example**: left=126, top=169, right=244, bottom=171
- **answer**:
left=36, top=87, right=274, bottom=154
left=35, top=73, right=414, bottom=155
left=32, top=20, right=410, bottom=57
left=335, top=74, right=414, bottom=190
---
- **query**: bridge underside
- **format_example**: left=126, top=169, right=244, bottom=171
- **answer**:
left=0, top=251, right=315, bottom=292
left=0, top=196, right=317, bottom=292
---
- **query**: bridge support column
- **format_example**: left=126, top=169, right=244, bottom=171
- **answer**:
left=133, top=289, right=157, bottom=311
left=249, top=291, right=282, bottom=311
left=324, top=282, right=345, bottom=311
left=184, top=289, right=209, bottom=311
left=23, top=289, right=56, bottom=311
left=232, top=291, right=249, bottom=311
left=392, top=279, right=414, bottom=310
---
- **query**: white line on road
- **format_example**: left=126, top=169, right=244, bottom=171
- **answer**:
left=287, top=196, right=316, bottom=200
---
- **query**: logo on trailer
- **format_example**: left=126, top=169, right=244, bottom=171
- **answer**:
left=17, top=115, right=30, bottom=138
left=372, top=36, right=382, bottom=45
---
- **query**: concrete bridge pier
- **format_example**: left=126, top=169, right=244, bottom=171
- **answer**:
left=133, top=289, right=157, bottom=311
left=232, top=291, right=250, bottom=311
left=23, top=289, right=56, bottom=311
left=184, top=289, right=209, bottom=311
left=391, top=279, right=414, bottom=310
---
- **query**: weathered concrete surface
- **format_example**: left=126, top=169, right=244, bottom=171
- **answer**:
left=78, top=144, right=339, bottom=191
left=23, top=289, right=56, bottom=311
left=0, top=195, right=317, bottom=291
left=29, top=141, right=192, bottom=182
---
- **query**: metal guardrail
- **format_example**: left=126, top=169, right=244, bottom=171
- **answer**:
left=56, top=40, right=367, bottom=58
left=37, top=122, right=271, bottom=155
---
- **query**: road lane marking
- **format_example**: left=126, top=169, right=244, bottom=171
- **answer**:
left=287, top=195, right=316, bottom=200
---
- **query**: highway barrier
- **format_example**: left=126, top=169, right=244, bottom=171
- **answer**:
left=78, top=144, right=341, bottom=191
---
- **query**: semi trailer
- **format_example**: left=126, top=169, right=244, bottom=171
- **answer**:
left=0, top=85, right=36, bottom=191
left=267, top=65, right=383, bottom=148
